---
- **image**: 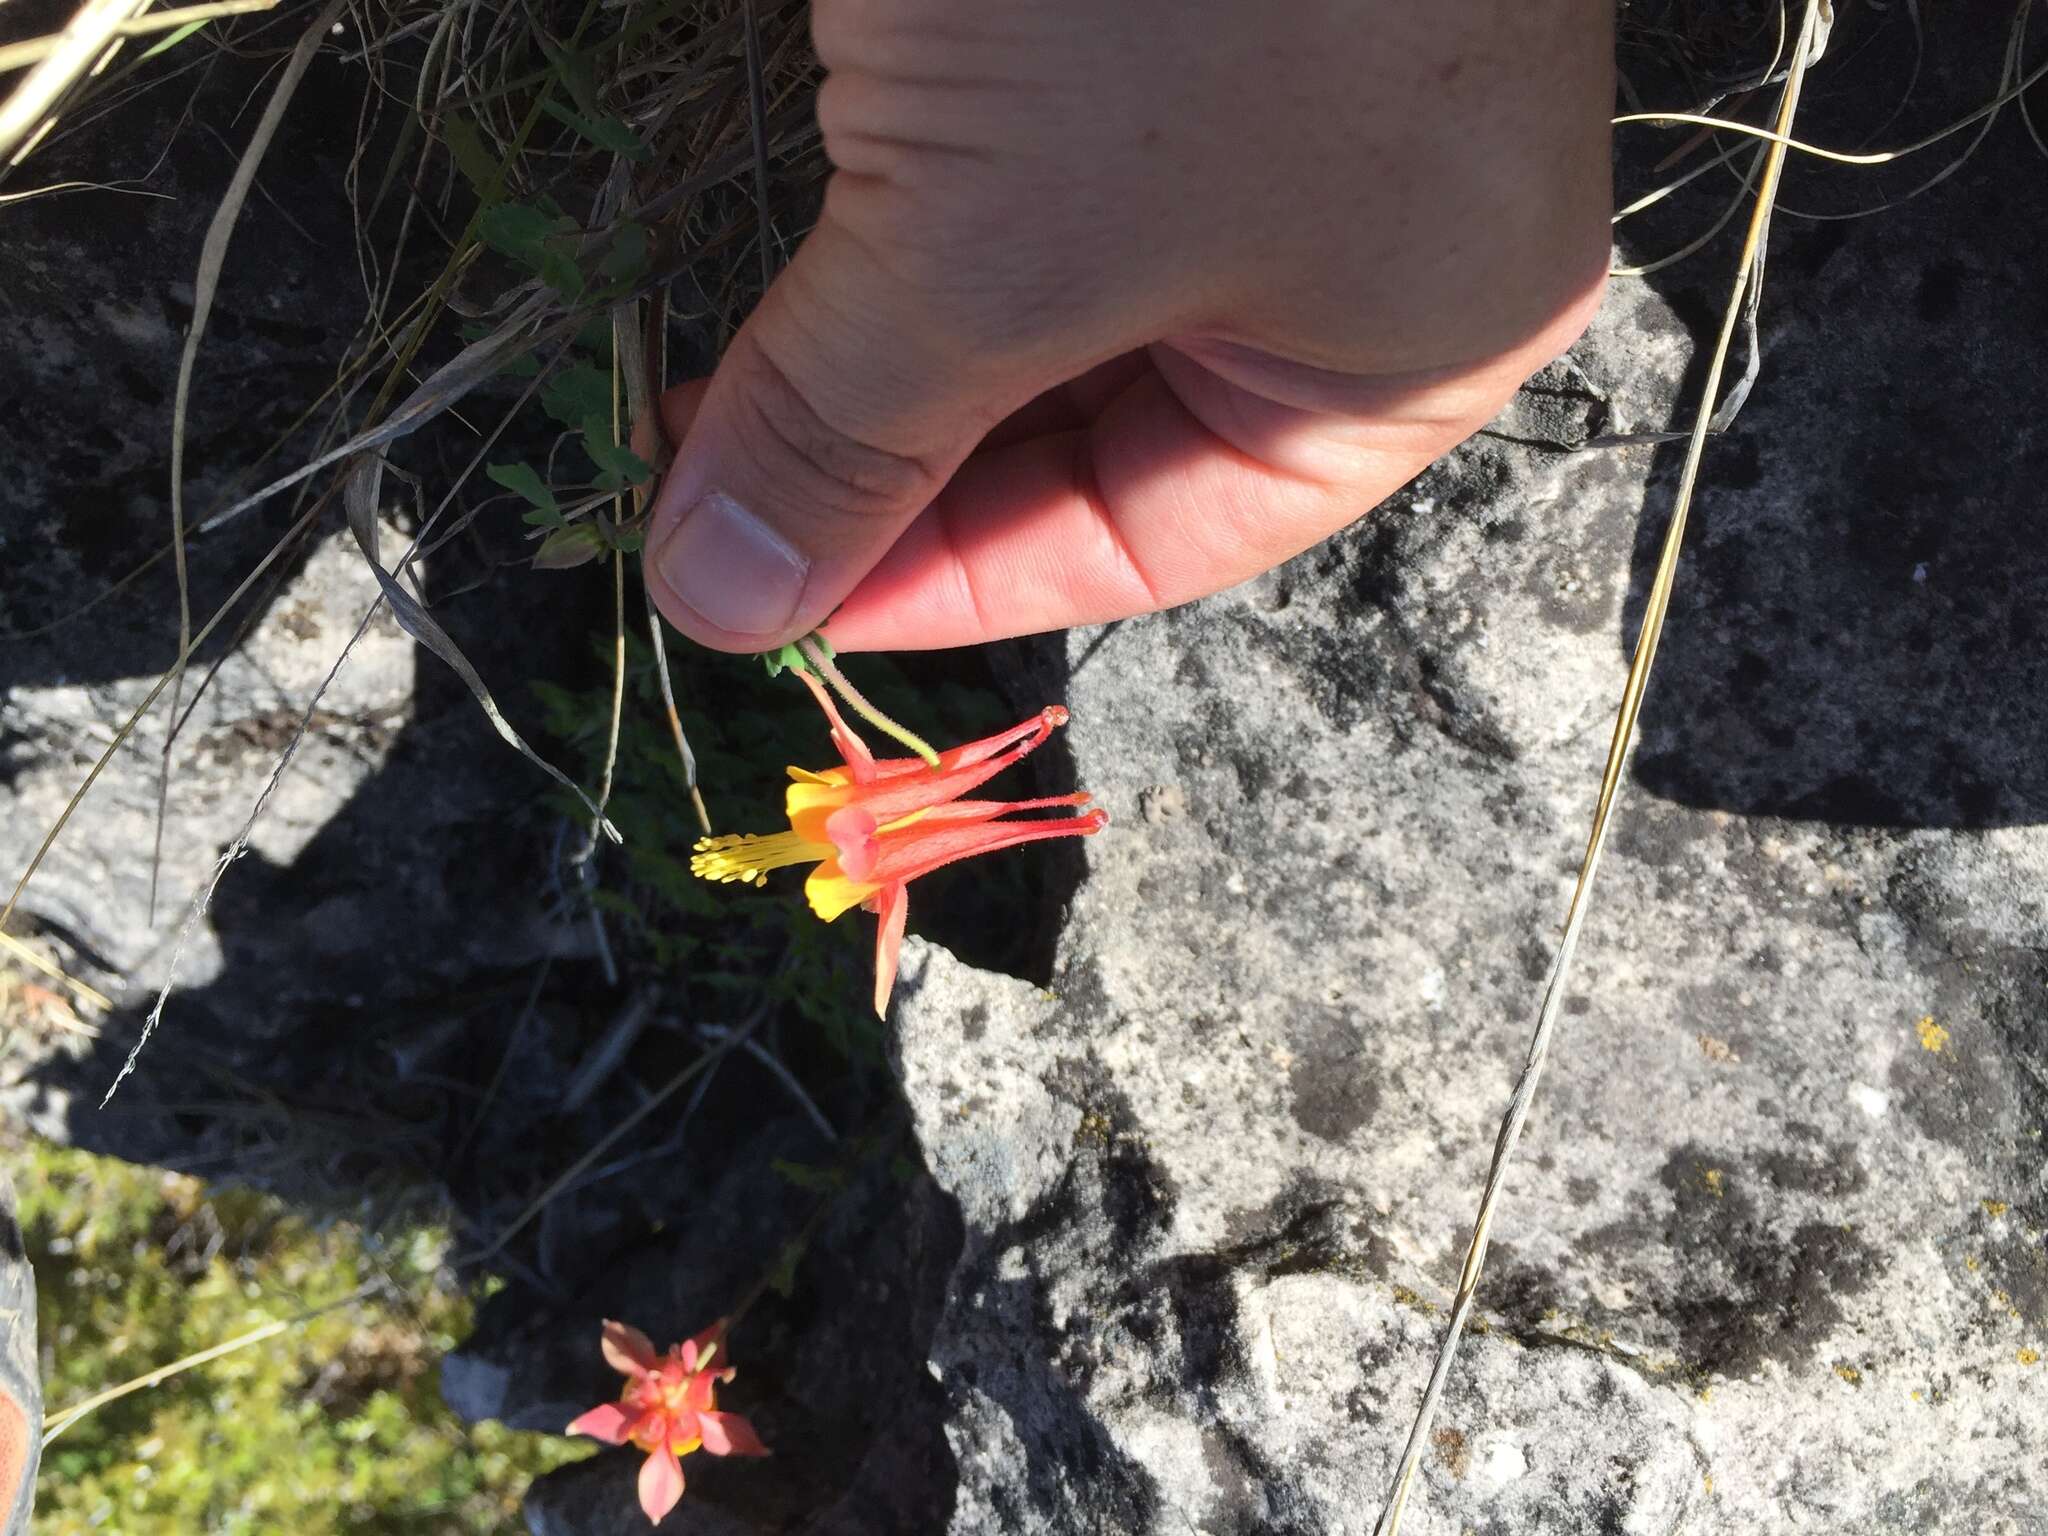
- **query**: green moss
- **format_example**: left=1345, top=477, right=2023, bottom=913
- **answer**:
left=22, top=1141, right=588, bottom=1534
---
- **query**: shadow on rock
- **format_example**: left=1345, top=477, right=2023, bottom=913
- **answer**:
left=1619, top=7, right=2048, bottom=830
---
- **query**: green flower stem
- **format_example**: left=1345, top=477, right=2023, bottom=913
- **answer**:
left=796, top=635, right=941, bottom=768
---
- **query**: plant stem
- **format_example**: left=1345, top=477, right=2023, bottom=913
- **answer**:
left=796, top=636, right=940, bottom=768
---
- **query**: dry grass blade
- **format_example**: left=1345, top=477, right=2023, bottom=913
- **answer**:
left=573, top=320, right=632, bottom=864
left=103, top=550, right=397, bottom=1105
left=0, top=1, right=277, bottom=74
left=1778, top=0, right=2036, bottom=220
left=40, top=1281, right=376, bottom=1447
left=343, top=452, right=620, bottom=844
left=1612, top=41, right=2048, bottom=165
left=154, top=0, right=346, bottom=921
left=0, top=928, right=112, bottom=1013
left=0, top=0, right=148, bottom=166
left=189, top=289, right=565, bottom=540
left=615, top=287, right=710, bottom=833
left=1368, top=6, right=1830, bottom=1533
left=574, top=547, right=628, bottom=862
left=646, top=580, right=710, bottom=835
left=1612, top=141, right=1766, bottom=277
left=0, top=173, right=170, bottom=205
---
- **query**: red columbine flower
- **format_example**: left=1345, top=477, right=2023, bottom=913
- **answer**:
left=691, top=671, right=1107, bottom=1016
left=565, top=1319, right=768, bottom=1525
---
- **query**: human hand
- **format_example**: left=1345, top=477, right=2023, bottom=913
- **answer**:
left=643, top=0, right=1612, bottom=654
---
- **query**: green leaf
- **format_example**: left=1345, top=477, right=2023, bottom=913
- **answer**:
left=477, top=202, right=569, bottom=265
left=597, top=222, right=650, bottom=285
left=533, top=525, right=608, bottom=570
left=770, top=1159, right=846, bottom=1194
left=586, top=438, right=653, bottom=490
left=137, top=19, right=209, bottom=62
left=540, top=365, right=613, bottom=429
left=536, top=248, right=586, bottom=300
left=485, top=461, right=558, bottom=512
left=539, top=99, right=652, bottom=162
left=766, top=1235, right=808, bottom=1299
left=573, top=316, right=616, bottom=358
left=537, top=34, right=600, bottom=118
left=441, top=111, right=504, bottom=202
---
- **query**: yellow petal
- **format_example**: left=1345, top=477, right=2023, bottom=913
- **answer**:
left=805, top=864, right=883, bottom=923
left=787, top=779, right=855, bottom=843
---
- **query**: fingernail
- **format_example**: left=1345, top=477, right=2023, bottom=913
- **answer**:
left=653, top=490, right=809, bottom=638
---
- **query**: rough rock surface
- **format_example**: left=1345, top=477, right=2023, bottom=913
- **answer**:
left=886, top=96, right=2048, bottom=1536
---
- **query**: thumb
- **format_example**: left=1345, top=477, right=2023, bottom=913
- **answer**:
left=641, top=214, right=1032, bottom=652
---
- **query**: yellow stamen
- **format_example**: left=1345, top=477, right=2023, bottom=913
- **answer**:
left=690, top=829, right=833, bottom=887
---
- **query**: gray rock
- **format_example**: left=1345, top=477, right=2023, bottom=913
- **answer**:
left=887, top=65, right=2048, bottom=1536
left=0, top=47, right=605, bottom=1140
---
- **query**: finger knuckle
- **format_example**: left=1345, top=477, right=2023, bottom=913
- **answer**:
left=732, top=338, right=942, bottom=519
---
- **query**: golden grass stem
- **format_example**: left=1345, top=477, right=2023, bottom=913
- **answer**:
left=41, top=1282, right=375, bottom=1448
left=1371, top=8, right=1829, bottom=1534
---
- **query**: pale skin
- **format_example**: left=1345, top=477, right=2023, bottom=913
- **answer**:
left=643, top=0, right=1613, bottom=654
